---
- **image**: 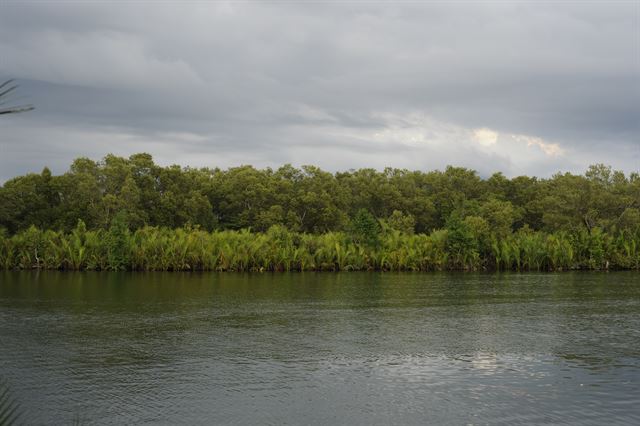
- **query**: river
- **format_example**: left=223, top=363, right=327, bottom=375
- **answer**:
left=1, top=271, right=639, bottom=424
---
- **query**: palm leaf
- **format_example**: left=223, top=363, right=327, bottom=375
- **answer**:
left=0, top=379, right=22, bottom=426
left=0, top=79, right=34, bottom=115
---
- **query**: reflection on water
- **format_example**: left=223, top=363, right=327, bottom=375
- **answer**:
left=1, top=272, right=639, bottom=424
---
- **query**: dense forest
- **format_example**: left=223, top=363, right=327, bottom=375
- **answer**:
left=0, top=153, right=638, bottom=271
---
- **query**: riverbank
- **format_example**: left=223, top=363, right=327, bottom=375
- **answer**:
left=1, top=223, right=638, bottom=271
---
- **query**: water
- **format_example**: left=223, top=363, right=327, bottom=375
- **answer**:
left=1, top=271, right=639, bottom=425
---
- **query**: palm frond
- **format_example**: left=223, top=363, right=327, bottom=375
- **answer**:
left=0, top=79, right=34, bottom=115
left=0, top=379, right=22, bottom=426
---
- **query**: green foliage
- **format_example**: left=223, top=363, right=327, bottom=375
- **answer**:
left=0, top=224, right=637, bottom=272
left=384, top=210, right=416, bottom=235
left=0, top=154, right=638, bottom=272
left=478, top=198, right=520, bottom=237
left=106, top=212, right=131, bottom=271
left=350, top=209, right=381, bottom=247
left=463, top=215, right=491, bottom=259
left=445, top=214, right=479, bottom=270
left=1, top=154, right=638, bottom=237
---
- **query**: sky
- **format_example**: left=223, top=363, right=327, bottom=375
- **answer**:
left=0, top=1, right=638, bottom=182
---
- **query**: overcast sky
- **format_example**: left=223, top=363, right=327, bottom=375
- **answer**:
left=0, top=1, right=638, bottom=181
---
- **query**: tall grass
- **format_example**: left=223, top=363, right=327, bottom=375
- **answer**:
left=0, top=222, right=638, bottom=272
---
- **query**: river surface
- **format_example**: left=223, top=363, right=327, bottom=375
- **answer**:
left=1, top=271, right=639, bottom=425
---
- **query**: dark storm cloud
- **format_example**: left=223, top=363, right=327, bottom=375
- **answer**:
left=0, top=1, right=638, bottom=181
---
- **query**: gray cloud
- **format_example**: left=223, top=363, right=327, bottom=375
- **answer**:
left=0, top=1, right=638, bottom=181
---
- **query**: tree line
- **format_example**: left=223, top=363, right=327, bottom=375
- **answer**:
left=0, top=153, right=638, bottom=271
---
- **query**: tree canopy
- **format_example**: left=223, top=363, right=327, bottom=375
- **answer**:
left=1, top=154, right=638, bottom=271
left=1, top=154, right=637, bottom=237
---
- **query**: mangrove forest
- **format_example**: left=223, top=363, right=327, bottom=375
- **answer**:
left=0, top=153, right=638, bottom=271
